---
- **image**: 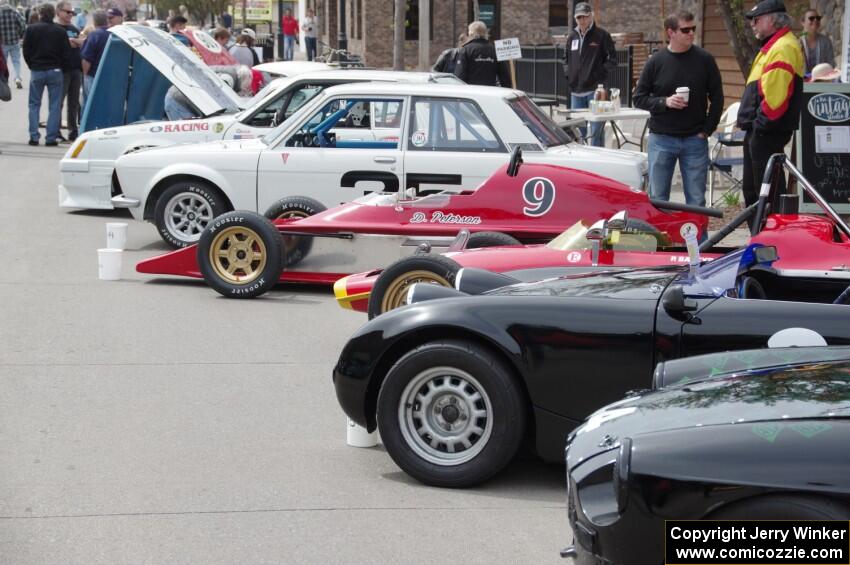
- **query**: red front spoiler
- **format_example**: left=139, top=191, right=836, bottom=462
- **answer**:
left=135, top=244, right=348, bottom=286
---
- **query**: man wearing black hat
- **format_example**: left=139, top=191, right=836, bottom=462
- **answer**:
left=564, top=2, right=617, bottom=146
left=738, top=0, right=804, bottom=218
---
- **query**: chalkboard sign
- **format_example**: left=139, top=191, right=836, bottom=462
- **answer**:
left=796, top=82, right=850, bottom=213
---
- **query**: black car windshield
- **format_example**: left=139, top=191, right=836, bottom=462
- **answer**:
left=507, top=96, right=573, bottom=147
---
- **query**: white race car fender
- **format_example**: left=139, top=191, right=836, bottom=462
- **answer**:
left=140, top=161, right=242, bottom=218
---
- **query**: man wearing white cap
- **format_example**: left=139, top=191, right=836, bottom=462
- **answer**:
left=564, top=2, right=616, bottom=146
left=229, top=28, right=259, bottom=66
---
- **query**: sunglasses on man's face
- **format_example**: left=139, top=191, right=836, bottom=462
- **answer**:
left=678, top=26, right=697, bottom=34
left=808, top=15, right=822, bottom=22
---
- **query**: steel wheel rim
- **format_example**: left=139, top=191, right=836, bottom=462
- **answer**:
left=208, top=226, right=268, bottom=284
left=397, top=366, right=493, bottom=466
left=380, top=270, right=450, bottom=314
left=165, top=191, right=214, bottom=243
left=275, top=210, right=310, bottom=254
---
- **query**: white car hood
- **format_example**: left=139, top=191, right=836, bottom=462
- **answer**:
left=109, top=25, right=243, bottom=116
left=533, top=143, right=648, bottom=186
left=543, top=143, right=646, bottom=166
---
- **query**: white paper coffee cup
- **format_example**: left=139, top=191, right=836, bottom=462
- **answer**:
left=346, top=418, right=378, bottom=448
left=106, top=222, right=128, bottom=250
left=97, top=248, right=122, bottom=280
left=676, top=86, right=690, bottom=103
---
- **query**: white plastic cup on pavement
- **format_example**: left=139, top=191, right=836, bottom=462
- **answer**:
left=97, top=248, right=122, bottom=280
left=346, top=418, right=378, bottom=448
left=675, top=86, right=690, bottom=103
left=106, top=222, right=128, bottom=250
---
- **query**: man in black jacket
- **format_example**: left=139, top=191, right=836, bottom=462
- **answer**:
left=634, top=10, right=723, bottom=208
left=22, top=3, right=70, bottom=146
left=453, top=21, right=510, bottom=87
left=565, top=2, right=617, bottom=146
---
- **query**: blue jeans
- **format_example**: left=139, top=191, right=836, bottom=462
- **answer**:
left=570, top=92, right=604, bottom=147
left=283, top=35, right=296, bottom=60
left=3, top=42, right=22, bottom=81
left=28, top=69, right=64, bottom=142
left=305, top=37, right=316, bottom=61
left=82, top=73, right=94, bottom=108
left=647, top=132, right=709, bottom=207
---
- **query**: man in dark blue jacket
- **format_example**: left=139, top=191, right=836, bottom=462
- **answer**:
left=564, top=2, right=617, bottom=146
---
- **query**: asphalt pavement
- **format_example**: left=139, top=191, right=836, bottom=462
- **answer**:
left=0, top=70, right=569, bottom=564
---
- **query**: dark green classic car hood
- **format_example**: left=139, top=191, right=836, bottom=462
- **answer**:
left=568, top=356, right=850, bottom=465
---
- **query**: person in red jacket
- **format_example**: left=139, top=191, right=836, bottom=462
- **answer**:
left=281, top=9, right=298, bottom=61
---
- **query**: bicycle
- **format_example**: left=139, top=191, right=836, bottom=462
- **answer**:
left=315, top=42, right=365, bottom=67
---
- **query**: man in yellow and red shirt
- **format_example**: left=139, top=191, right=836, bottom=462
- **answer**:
left=738, top=0, right=804, bottom=218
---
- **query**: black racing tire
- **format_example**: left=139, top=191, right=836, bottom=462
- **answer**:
left=197, top=211, right=285, bottom=299
left=154, top=179, right=228, bottom=249
left=377, top=339, right=527, bottom=488
left=262, top=196, right=327, bottom=267
left=367, top=255, right=461, bottom=320
left=709, top=494, right=849, bottom=520
left=739, top=276, right=766, bottom=299
left=466, top=231, right=521, bottom=249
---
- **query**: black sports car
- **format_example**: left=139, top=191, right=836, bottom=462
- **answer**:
left=332, top=244, right=850, bottom=488
left=563, top=346, right=850, bottom=564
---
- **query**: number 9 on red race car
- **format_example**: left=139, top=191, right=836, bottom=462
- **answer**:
left=522, top=177, right=556, bottom=217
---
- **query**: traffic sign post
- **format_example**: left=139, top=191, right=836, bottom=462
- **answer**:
left=495, top=37, right=522, bottom=89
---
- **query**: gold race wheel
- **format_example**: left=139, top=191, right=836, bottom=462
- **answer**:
left=368, top=255, right=461, bottom=319
left=197, top=212, right=285, bottom=299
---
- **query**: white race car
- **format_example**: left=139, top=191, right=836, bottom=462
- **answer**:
left=114, top=82, right=649, bottom=247
left=254, top=61, right=332, bottom=78
left=59, top=69, right=460, bottom=211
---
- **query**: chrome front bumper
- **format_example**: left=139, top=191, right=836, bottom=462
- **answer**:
left=111, top=194, right=141, bottom=208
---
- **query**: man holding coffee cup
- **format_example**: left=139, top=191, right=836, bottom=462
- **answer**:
left=634, top=10, right=723, bottom=208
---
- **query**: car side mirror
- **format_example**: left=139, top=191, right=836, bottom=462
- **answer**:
left=662, top=286, right=698, bottom=320
left=586, top=219, right=606, bottom=242
left=607, top=210, right=628, bottom=232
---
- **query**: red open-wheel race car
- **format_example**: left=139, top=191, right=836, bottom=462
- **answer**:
left=136, top=148, right=718, bottom=298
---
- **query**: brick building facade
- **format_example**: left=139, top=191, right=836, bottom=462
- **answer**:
left=310, top=0, right=843, bottom=90
left=313, top=0, right=551, bottom=68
